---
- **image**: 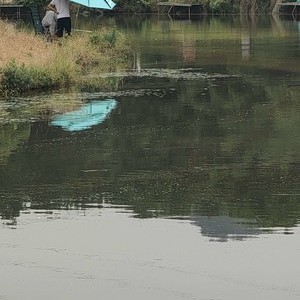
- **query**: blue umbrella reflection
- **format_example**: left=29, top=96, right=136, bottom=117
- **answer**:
left=51, top=99, right=117, bottom=132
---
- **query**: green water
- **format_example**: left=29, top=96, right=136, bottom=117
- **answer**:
left=0, top=15, right=299, bottom=300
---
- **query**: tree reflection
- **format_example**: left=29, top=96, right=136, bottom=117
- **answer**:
left=0, top=71, right=299, bottom=236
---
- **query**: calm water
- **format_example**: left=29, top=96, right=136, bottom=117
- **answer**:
left=0, top=15, right=300, bottom=300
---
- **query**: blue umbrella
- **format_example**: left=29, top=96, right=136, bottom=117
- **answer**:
left=51, top=99, right=117, bottom=132
left=71, top=0, right=116, bottom=10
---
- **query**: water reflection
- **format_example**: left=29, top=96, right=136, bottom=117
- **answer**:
left=1, top=15, right=300, bottom=300
left=191, top=215, right=262, bottom=242
left=241, top=33, right=251, bottom=61
left=0, top=123, right=31, bottom=164
left=0, top=16, right=300, bottom=241
left=1, top=71, right=299, bottom=236
left=51, top=99, right=117, bottom=132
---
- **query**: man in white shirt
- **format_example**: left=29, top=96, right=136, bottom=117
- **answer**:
left=47, top=0, right=71, bottom=37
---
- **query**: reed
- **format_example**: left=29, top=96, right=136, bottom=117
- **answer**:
left=0, top=20, right=133, bottom=97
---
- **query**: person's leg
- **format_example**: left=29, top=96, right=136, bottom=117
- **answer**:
left=64, top=17, right=71, bottom=36
left=42, top=25, right=49, bottom=35
left=56, top=18, right=63, bottom=38
left=43, top=26, right=51, bottom=43
left=49, top=23, right=56, bottom=36
left=49, top=23, right=57, bottom=42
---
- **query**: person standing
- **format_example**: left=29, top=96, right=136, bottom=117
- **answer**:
left=42, top=7, right=57, bottom=42
left=47, top=0, right=71, bottom=37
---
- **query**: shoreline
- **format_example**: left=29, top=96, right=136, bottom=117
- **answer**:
left=0, top=20, right=133, bottom=97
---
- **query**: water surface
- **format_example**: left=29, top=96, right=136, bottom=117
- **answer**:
left=0, top=15, right=299, bottom=300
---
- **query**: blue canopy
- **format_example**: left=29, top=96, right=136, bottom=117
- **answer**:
left=71, top=0, right=116, bottom=10
left=51, top=99, right=117, bottom=132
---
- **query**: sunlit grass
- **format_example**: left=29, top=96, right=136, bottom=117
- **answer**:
left=0, top=21, right=49, bottom=68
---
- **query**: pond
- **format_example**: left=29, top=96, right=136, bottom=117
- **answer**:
left=0, top=14, right=300, bottom=300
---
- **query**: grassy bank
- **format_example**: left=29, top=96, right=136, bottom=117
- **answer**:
left=0, top=20, right=133, bottom=97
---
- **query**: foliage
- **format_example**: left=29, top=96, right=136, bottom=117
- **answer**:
left=89, top=29, right=118, bottom=47
left=17, top=0, right=48, bottom=7
left=202, top=0, right=274, bottom=14
left=114, top=0, right=153, bottom=13
left=113, top=0, right=276, bottom=14
left=103, top=29, right=117, bottom=46
left=15, top=0, right=292, bottom=14
left=204, top=0, right=237, bottom=14
left=0, top=61, right=56, bottom=97
left=87, top=27, right=134, bottom=64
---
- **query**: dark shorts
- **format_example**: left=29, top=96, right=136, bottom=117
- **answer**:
left=57, top=17, right=71, bottom=37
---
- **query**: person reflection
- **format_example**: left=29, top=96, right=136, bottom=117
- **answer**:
left=182, top=40, right=196, bottom=63
left=133, top=51, right=141, bottom=73
left=241, top=32, right=251, bottom=61
left=191, top=215, right=262, bottom=242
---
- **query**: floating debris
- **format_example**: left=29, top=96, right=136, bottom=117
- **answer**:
left=87, top=68, right=241, bottom=81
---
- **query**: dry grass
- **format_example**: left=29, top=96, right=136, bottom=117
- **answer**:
left=0, top=20, right=132, bottom=69
left=0, top=21, right=50, bottom=68
left=0, top=20, right=83, bottom=73
left=0, top=20, right=133, bottom=96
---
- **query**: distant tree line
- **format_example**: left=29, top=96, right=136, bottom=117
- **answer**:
left=202, top=0, right=279, bottom=14
left=17, top=0, right=280, bottom=14
left=114, top=0, right=280, bottom=14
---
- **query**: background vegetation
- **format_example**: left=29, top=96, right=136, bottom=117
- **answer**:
left=15, top=0, right=283, bottom=14
left=111, top=0, right=282, bottom=14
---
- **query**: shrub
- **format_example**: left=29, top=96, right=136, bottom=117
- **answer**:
left=89, top=28, right=118, bottom=48
left=89, top=32, right=102, bottom=46
left=206, top=0, right=236, bottom=14
left=103, top=29, right=117, bottom=47
left=0, top=60, right=73, bottom=97
left=0, top=61, right=52, bottom=96
left=114, top=0, right=153, bottom=13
